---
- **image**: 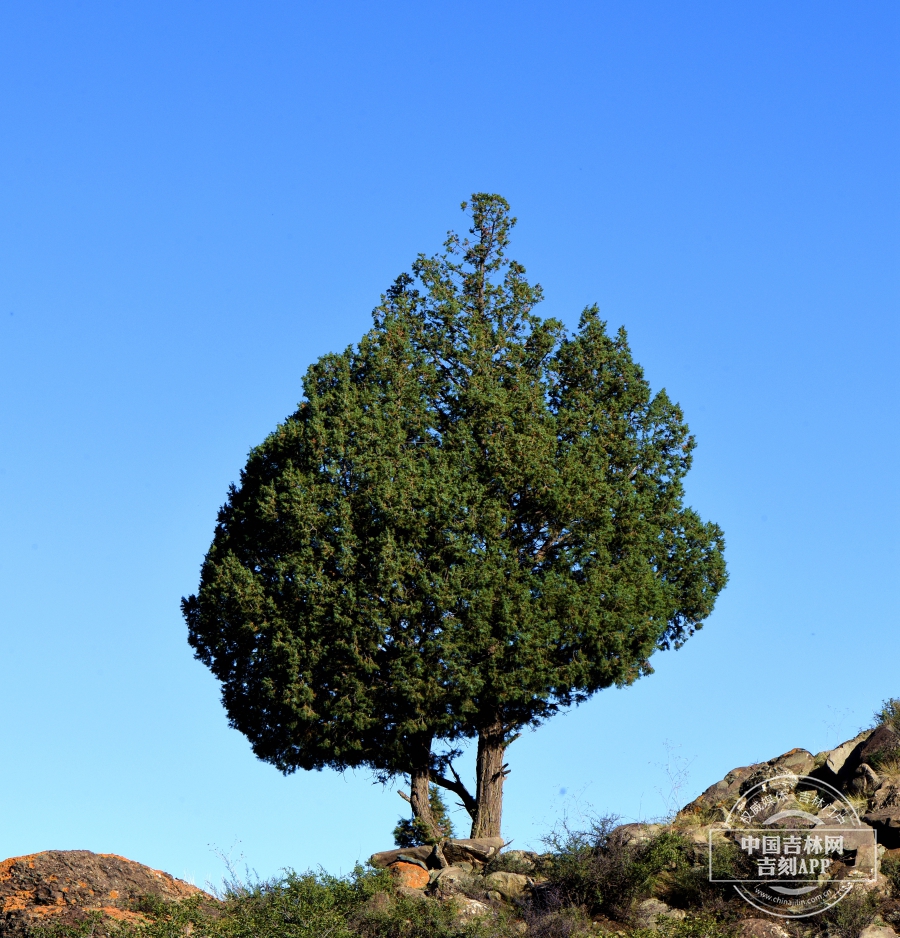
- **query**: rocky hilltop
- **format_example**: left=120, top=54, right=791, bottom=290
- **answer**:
left=681, top=723, right=900, bottom=847
left=5, top=721, right=900, bottom=936
left=0, top=851, right=210, bottom=936
left=360, top=721, right=900, bottom=933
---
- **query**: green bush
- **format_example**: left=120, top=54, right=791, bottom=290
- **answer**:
left=874, top=698, right=900, bottom=736
left=882, top=855, right=900, bottom=897
left=813, top=889, right=879, bottom=938
left=29, top=866, right=535, bottom=938
left=535, top=816, right=698, bottom=922
left=631, top=914, right=737, bottom=938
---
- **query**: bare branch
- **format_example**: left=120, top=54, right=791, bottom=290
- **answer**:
left=433, top=763, right=477, bottom=820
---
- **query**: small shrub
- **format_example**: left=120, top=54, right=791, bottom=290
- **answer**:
left=882, top=856, right=900, bottom=897
left=866, top=747, right=900, bottom=774
left=662, top=842, right=750, bottom=917
left=633, top=913, right=738, bottom=938
left=535, top=816, right=699, bottom=923
left=517, top=906, right=591, bottom=938
left=353, top=890, right=468, bottom=938
left=874, top=698, right=900, bottom=736
left=815, top=889, right=879, bottom=938
left=484, top=852, right=538, bottom=876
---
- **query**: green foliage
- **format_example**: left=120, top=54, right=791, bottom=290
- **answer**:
left=864, top=700, right=900, bottom=770
left=536, top=817, right=744, bottom=928
left=631, top=915, right=737, bottom=938
left=660, top=842, right=750, bottom=916
left=536, top=816, right=696, bottom=921
left=394, top=785, right=455, bottom=847
left=29, top=843, right=893, bottom=938
left=814, top=889, right=879, bottom=938
left=881, top=855, right=900, bottom=897
left=30, top=912, right=109, bottom=938
left=353, top=890, right=516, bottom=938
left=30, top=867, right=528, bottom=938
left=182, top=194, right=727, bottom=826
left=874, top=698, right=900, bottom=735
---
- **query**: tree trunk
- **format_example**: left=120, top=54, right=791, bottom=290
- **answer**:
left=409, top=765, right=439, bottom=840
left=470, top=722, right=506, bottom=839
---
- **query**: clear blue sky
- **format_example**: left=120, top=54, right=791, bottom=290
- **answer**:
left=1, top=1, right=897, bottom=889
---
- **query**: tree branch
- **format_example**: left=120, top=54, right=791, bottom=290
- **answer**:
left=432, top=764, right=477, bottom=820
left=532, top=530, right=569, bottom=564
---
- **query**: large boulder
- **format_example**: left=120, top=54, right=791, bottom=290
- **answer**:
left=609, top=822, right=666, bottom=847
left=442, top=838, right=505, bottom=867
left=864, top=810, right=900, bottom=849
left=430, top=865, right=480, bottom=899
left=388, top=861, right=429, bottom=890
left=368, top=845, right=434, bottom=869
left=814, top=726, right=898, bottom=787
left=0, top=851, right=210, bottom=937
left=679, top=748, right=815, bottom=817
left=874, top=784, right=900, bottom=811
left=454, top=896, right=490, bottom=918
left=498, top=850, right=537, bottom=872
left=680, top=765, right=758, bottom=816
left=482, top=871, right=530, bottom=901
left=858, top=726, right=900, bottom=768
left=633, top=897, right=685, bottom=930
left=824, top=729, right=875, bottom=776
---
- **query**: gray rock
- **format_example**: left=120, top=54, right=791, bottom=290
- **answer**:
left=395, top=854, right=429, bottom=871
left=680, top=748, right=814, bottom=817
left=864, top=809, right=900, bottom=849
left=826, top=729, right=874, bottom=775
left=369, top=844, right=433, bottom=869
left=874, top=785, right=900, bottom=811
left=396, top=885, right=431, bottom=901
left=431, top=865, right=479, bottom=898
left=772, top=747, right=817, bottom=777
left=483, top=870, right=531, bottom=900
left=454, top=896, right=490, bottom=918
left=681, top=765, right=758, bottom=815
left=633, top=898, right=685, bottom=930
left=738, top=749, right=816, bottom=796
left=610, top=822, right=666, bottom=847
left=852, top=764, right=883, bottom=795
left=859, top=926, right=897, bottom=938
left=857, top=725, right=900, bottom=767
left=442, top=837, right=505, bottom=867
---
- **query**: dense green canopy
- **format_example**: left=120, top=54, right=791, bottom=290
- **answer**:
left=183, top=194, right=727, bottom=837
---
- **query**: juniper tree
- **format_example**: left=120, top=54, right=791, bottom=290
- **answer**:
left=183, top=194, right=727, bottom=840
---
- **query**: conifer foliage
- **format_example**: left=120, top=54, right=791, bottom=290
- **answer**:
left=394, top=785, right=455, bottom=848
left=183, top=195, right=727, bottom=840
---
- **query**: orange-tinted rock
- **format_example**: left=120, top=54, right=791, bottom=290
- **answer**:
left=0, top=850, right=213, bottom=936
left=388, top=861, right=429, bottom=889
